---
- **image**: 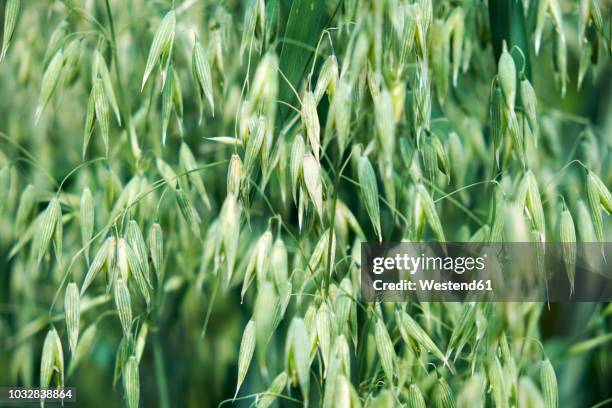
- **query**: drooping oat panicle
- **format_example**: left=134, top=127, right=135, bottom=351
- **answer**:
left=302, top=153, right=324, bottom=221
left=123, top=356, right=140, bottom=408
left=192, top=36, right=214, bottom=121
left=148, top=223, right=163, bottom=280
left=559, top=207, right=576, bottom=294
left=114, top=279, right=132, bottom=339
left=1, top=0, right=20, bottom=61
left=35, top=50, right=64, bottom=123
left=540, top=359, right=558, bottom=408
left=80, top=187, right=94, bottom=264
left=235, top=319, right=256, bottom=397
left=64, top=282, right=80, bottom=355
left=302, top=91, right=321, bottom=160
left=180, top=142, right=211, bottom=208
left=257, top=372, right=287, bottom=408
left=408, top=384, right=426, bottom=408
left=142, top=10, right=176, bottom=90
left=358, top=156, right=381, bottom=241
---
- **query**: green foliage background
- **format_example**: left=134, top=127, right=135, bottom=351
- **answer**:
left=0, top=0, right=611, bottom=407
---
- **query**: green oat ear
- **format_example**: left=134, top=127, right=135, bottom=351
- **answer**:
left=114, top=279, right=133, bottom=340
left=559, top=206, right=576, bottom=294
left=540, top=359, right=558, bottom=408
left=123, top=356, right=140, bottom=408
left=358, top=155, right=381, bottom=241
left=303, top=152, right=324, bottom=221
left=1, top=0, right=20, bottom=61
left=35, top=50, right=64, bottom=124
left=192, top=36, right=214, bottom=120
left=235, top=319, right=256, bottom=398
left=64, top=283, right=80, bottom=355
left=289, top=317, right=311, bottom=407
left=179, top=142, right=211, bottom=209
left=374, top=318, right=396, bottom=384
left=407, top=383, right=426, bottom=408
left=142, top=10, right=176, bottom=91
left=302, top=91, right=321, bottom=160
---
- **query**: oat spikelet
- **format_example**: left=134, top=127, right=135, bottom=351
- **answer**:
left=1, top=0, right=20, bottom=61
left=540, top=359, right=558, bottom=408
left=64, top=282, right=80, bottom=355
left=142, top=10, right=176, bottom=90
left=358, top=156, right=382, bottom=241
left=235, top=319, right=256, bottom=398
